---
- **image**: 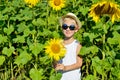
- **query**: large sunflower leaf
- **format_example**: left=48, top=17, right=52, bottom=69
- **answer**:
left=3, top=25, right=14, bottom=35
left=2, top=46, right=15, bottom=57
left=14, top=51, right=32, bottom=66
left=29, top=68, right=44, bottom=80
left=49, top=72, right=62, bottom=80
left=29, top=43, right=43, bottom=56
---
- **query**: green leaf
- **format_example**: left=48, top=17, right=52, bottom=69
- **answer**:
left=107, top=50, right=116, bottom=58
left=79, top=6, right=89, bottom=16
left=0, top=35, right=8, bottom=44
left=83, top=32, right=97, bottom=42
left=96, top=65, right=104, bottom=75
left=39, top=56, right=51, bottom=65
left=107, top=38, right=117, bottom=44
left=112, top=25, right=120, bottom=30
left=52, top=31, right=60, bottom=38
left=19, top=7, right=33, bottom=21
left=3, top=25, right=14, bottom=35
left=0, top=14, right=8, bottom=20
left=31, top=30, right=36, bottom=35
left=80, top=46, right=91, bottom=55
left=2, top=46, right=15, bottom=57
left=24, top=28, right=31, bottom=36
left=29, top=68, right=44, bottom=80
left=14, top=51, right=32, bottom=66
left=92, top=56, right=100, bottom=67
left=114, top=59, right=120, bottom=68
left=0, top=56, right=5, bottom=65
left=111, top=67, right=120, bottom=79
left=41, top=29, right=52, bottom=36
left=107, top=31, right=120, bottom=45
left=2, top=6, right=14, bottom=14
left=112, top=31, right=120, bottom=39
left=80, top=45, right=98, bottom=56
left=92, top=57, right=104, bottom=75
left=83, top=75, right=96, bottom=80
left=32, top=18, right=45, bottom=26
left=17, top=22, right=27, bottom=33
left=90, top=45, right=99, bottom=54
left=49, top=72, right=62, bottom=80
left=102, top=58, right=112, bottom=70
left=13, top=35, right=25, bottom=43
left=48, top=14, right=57, bottom=26
left=29, top=43, right=43, bottom=56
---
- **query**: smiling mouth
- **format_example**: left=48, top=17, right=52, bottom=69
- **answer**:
left=65, top=31, right=70, bottom=34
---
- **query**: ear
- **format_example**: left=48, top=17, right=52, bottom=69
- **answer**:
left=75, top=26, right=79, bottom=32
left=75, top=29, right=78, bottom=32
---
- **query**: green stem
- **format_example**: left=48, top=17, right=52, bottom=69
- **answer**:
left=102, top=23, right=106, bottom=80
left=102, top=24, right=106, bottom=59
left=102, top=51, right=105, bottom=60
left=19, top=65, right=23, bottom=80
left=35, top=55, right=38, bottom=68
left=103, top=34, right=105, bottom=46
left=7, top=20, right=10, bottom=28
left=94, top=68, right=97, bottom=79
left=102, top=74, right=104, bottom=80
left=5, top=66, right=8, bottom=80
left=11, top=61, right=14, bottom=80
left=72, top=0, right=76, bottom=8
left=86, top=58, right=89, bottom=75
left=56, top=11, right=59, bottom=32
left=46, top=1, right=49, bottom=29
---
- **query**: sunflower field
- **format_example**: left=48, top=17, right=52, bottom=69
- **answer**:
left=0, top=0, right=120, bottom=80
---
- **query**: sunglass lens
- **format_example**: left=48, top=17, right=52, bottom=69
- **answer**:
left=69, top=25, right=75, bottom=30
left=62, top=24, right=68, bottom=30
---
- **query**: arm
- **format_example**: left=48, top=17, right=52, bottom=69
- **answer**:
left=63, top=55, right=82, bottom=71
left=55, top=43, right=83, bottom=71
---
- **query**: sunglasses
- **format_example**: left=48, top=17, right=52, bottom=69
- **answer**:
left=62, top=24, right=75, bottom=30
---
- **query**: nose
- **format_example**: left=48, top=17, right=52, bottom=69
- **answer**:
left=66, top=27, right=70, bottom=31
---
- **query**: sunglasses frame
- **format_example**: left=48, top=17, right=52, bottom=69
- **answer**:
left=62, top=24, right=76, bottom=30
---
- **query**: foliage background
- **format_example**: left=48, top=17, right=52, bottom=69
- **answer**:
left=0, top=0, right=120, bottom=80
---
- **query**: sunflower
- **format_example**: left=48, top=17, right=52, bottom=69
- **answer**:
left=89, top=1, right=120, bottom=23
left=49, top=0, right=65, bottom=11
left=24, top=0, right=39, bottom=8
left=45, top=38, right=66, bottom=61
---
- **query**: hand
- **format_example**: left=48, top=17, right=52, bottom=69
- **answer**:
left=55, top=63, right=65, bottom=71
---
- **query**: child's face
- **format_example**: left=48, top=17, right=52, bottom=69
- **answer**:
left=62, top=18, right=78, bottom=38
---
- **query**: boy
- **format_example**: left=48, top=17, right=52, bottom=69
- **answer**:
left=55, top=13, right=83, bottom=80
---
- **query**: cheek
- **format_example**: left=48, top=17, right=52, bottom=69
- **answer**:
left=62, top=30, right=66, bottom=34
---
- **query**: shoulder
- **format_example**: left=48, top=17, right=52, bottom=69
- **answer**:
left=75, top=40, right=82, bottom=54
left=75, top=40, right=82, bottom=48
left=77, top=43, right=82, bottom=51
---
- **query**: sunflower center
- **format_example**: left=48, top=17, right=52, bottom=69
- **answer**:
left=51, top=43, right=60, bottom=53
left=54, top=0, right=61, bottom=6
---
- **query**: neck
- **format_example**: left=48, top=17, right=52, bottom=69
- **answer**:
left=63, top=37, right=75, bottom=45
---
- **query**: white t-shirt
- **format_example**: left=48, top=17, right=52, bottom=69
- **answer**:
left=59, top=40, right=81, bottom=80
